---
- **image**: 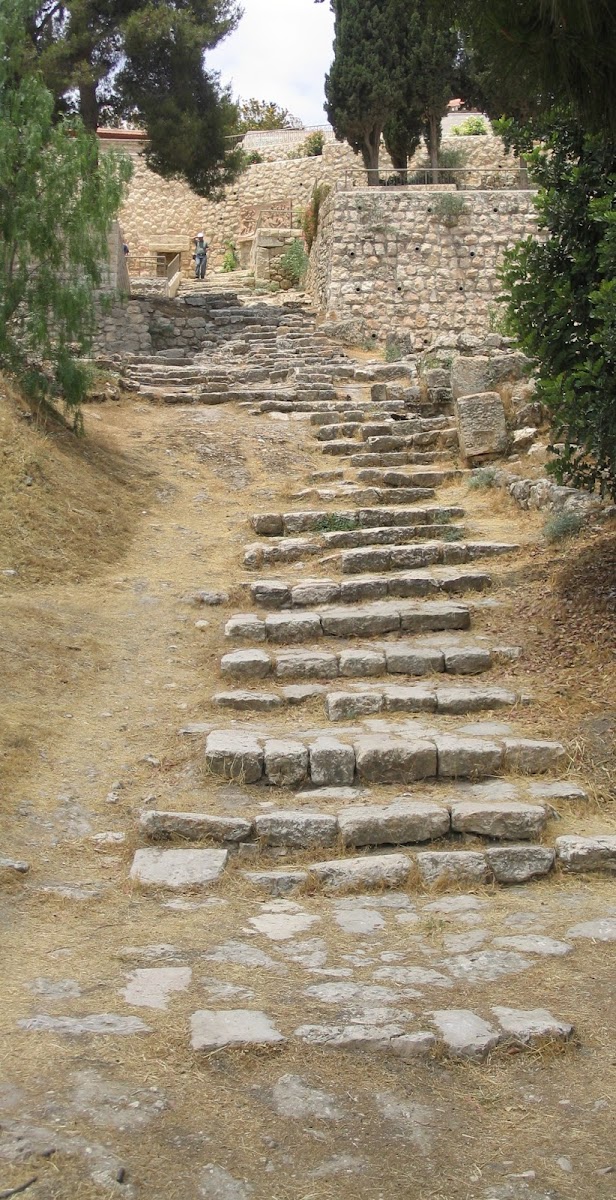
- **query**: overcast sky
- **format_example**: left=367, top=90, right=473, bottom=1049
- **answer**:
left=208, top=0, right=336, bottom=127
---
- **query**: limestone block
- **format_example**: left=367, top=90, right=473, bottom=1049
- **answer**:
left=416, top=850, right=489, bottom=886
left=213, top=691, right=282, bottom=712
left=264, top=612, right=322, bottom=643
left=429, top=1008, right=501, bottom=1060
left=436, top=685, right=517, bottom=714
left=220, top=649, right=272, bottom=680
left=205, top=731, right=264, bottom=782
left=309, top=737, right=356, bottom=786
left=224, top=614, right=266, bottom=641
left=251, top=513, right=283, bottom=535
left=281, top=683, right=327, bottom=704
left=450, top=801, right=547, bottom=840
left=436, top=735, right=504, bottom=778
left=309, top=852, right=411, bottom=892
left=138, top=811, right=252, bottom=843
left=319, top=605, right=400, bottom=637
left=250, top=580, right=292, bottom=608
left=492, top=1006, right=573, bottom=1045
left=503, top=738, right=565, bottom=774
left=264, top=739, right=309, bottom=787
left=340, top=547, right=392, bottom=573
left=339, top=577, right=389, bottom=603
left=455, top=392, right=508, bottom=461
left=254, top=810, right=338, bottom=849
left=326, top=691, right=383, bottom=720
left=399, top=601, right=470, bottom=633
left=130, top=847, right=228, bottom=889
left=338, top=800, right=450, bottom=848
left=354, top=735, right=437, bottom=783
left=243, top=869, right=308, bottom=896
left=291, top=580, right=340, bottom=606
left=338, top=648, right=386, bottom=677
left=486, top=844, right=555, bottom=883
left=381, top=685, right=437, bottom=712
left=274, top=649, right=338, bottom=679
left=385, top=645, right=445, bottom=675
left=555, top=835, right=616, bottom=872
left=190, top=1009, right=285, bottom=1051
left=444, top=647, right=491, bottom=675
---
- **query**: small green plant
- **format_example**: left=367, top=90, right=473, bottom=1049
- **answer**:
left=452, top=116, right=489, bottom=136
left=543, top=510, right=585, bottom=542
left=302, top=131, right=325, bottom=157
left=468, top=467, right=498, bottom=489
left=487, top=304, right=509, bottom=335
left=441, top=526, right=465, bottom=541
left=302, top=182, right=331, bottom=252
left=221, top=239, right=239, bottom=272
left=433, top=193, right=468, bottom=226
left=278, top=238, right=309, bottom=287
left=437, top=146, right=467, bottom=184
left=384, top=342, right=403, bottom=362
left=314, top=513, right=358, bottom=532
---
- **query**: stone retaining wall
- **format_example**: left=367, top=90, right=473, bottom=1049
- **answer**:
left=101, top=131, right=519, bottom=276
left=308, top=188, right=538, bottom=346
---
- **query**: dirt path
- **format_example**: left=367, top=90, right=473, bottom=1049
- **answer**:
left=1, top=394, right=615, bottom=1200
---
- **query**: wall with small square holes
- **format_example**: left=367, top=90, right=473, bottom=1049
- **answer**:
left=308, top=188, right=539, bottom=347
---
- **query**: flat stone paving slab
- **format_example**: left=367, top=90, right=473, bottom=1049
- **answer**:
left=130, top=848, right=228, bottom=889
left=190, top=1009, right=286, bottom=1051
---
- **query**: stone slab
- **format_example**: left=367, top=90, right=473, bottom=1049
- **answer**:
left=130, top=848, right=228, bottom=889
left=190, top=1009, right=286, bottom=1050
left=450, top=800, right=547, bottom=840
left=555, top=835, right=616, bottom=871
left=139, top=811, right=252, bottom=843
left=338, top=800, right=450, bottom=848
left=254, top=811, right=338, bottom=849
left=492, top=1006, right=573, bottom=1044
left=205, top=732, right=264, bottom=782
left=429, top=1008, right=501, bottom=1059
left=309, top=853, right=411, bottom=892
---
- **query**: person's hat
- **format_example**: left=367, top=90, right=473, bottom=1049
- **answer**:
left=196, top=232, right=204, bottom=238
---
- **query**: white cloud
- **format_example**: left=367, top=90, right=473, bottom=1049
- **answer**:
left=207, top=0, right=335, bottom=127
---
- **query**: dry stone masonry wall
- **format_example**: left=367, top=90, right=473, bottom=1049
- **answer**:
left=309, top=189, right=538, bottom=346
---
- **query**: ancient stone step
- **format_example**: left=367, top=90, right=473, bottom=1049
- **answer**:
left=203, top=729, right=566, bottom=787
left=355, top=467, right=460, bottom=488
left=336, top=540, right=518, bottom=575
left=219, top=642, right=503, bottom=683
left=321, top=430, right=457, bottom=456
left=224, top=599, right=471, bottom=644
left=250, top=505, right=465, bottom=536
left=243, top=525, right=467, bottom=568
left=211, top=682, right=524, bottom=719
left=248, top=569, right=490, bottom=610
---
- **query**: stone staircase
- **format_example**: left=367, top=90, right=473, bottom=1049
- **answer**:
left=124, top=290, right=615, bottom=1064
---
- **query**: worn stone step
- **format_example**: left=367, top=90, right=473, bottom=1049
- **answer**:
left=291, top=487, right=438, bottom=507
left=337, top=540, right=518, bottom=575
left=247, top=569, right=490, bottom=610
left=321, top=430, right=457, bottom=456
left=250, top=505, right=465, bottom=537
left=219, top=642, right=502, bottom=683
left=211, top=683, right=523, bottom=719
left=243, top=525, right=466, bottom=568
left=203, top=729, right=566, bottom=787
left=355, top=467, right=460, bottom=488
left=138, top=797, right=550, bottom=852
left=224, top=599, right=471, bottom=644
left=352, top=451, right=444, bottom=467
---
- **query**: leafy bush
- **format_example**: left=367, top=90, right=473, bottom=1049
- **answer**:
left=302, top=183, right=331, bottom=252
left=432, top=193, right=468, bottom=226
left=244, top=150, right=263, bottom=165
left=221, top=240, right=239, bottom=272
left=543, top=511, right=585, bottom=542
left=500, top=115, right=616, bottom=499
left=384, top=342, right=403, bottom=362
left=468, top=467, right=498, bottom=489
left=436, top=146, right=467, bottom=184
left=278, top=238, right=309, bottom=287
left=452, top=116, right=489, bottom=136
left=302, top=131, right=325, bottom=157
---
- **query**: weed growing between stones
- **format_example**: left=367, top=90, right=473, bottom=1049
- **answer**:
left=313, top=513, right=358, bottom=532
left=384, top=342, right=403, bottom=363
left=433, top=193, right=468, bottom=226
left=279, top=238, right=309, bottom=288
left=543, top=511, right=585, bottom=543
left=221, top=240, right=239, bottom=272
left=469, top=467, right=498, bottom=489
left=441, top=527, right=465, bottom=541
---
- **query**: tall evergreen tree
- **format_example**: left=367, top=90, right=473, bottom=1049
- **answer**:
left=325, top=0, right=400, bottom=181
left=29, top=1, right=243, bottom=196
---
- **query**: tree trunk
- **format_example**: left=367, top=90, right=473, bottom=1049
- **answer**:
left=79, top=81, right=99, bottom=135
left=361, top=124, right=381, bottom=185
left=428, top=113, right=439, bottom=184
left=389, top=149, right=408, bottom=185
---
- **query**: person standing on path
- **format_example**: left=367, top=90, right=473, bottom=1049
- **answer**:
left=193, top=233, right=208, bottom=279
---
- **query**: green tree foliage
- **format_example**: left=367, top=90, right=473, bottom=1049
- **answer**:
left=30, top=0, right=243, bottom=195
left=325, top=0, right=401, bottom=179
left=499, top=116, right=616, bottom=499
left=438, top=1, right=616, bottom=133
left=234, top=99, right=302, bottom=133
left=0, top=0, right=132, bottom=427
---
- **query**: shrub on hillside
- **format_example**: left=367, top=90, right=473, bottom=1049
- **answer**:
left=452, top=116, right=489, bottom=136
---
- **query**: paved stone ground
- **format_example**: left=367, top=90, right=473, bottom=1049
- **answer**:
left=1, top=280, right=615, bottom=1199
